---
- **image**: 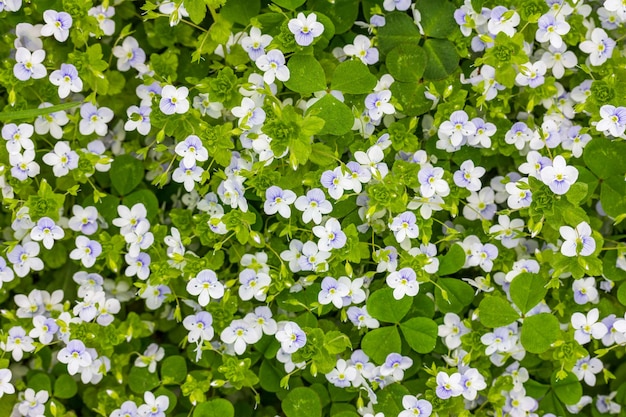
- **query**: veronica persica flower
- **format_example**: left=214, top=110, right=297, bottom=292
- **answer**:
left=596, top=105, right=626, bottom=138
left=238, top=268, right=271, bottom=301
left=41, top=10, right=72, bottom=42
left=288, top=12, right=324, bottom=46
left=572, top=278, right=599, bottom=305
left=0, top=0, right=21, bottom=12
left=294, top=188, right=332, bottom=224
left=13, top=47, right=46, bottom=81
left=438, top=313, right=470, bottom=349
left=256, top=49, right=289, bottom=84
left=42, top=141, right=79, bottom=177
left=172, top=161, right=203, bottom=192
left=560, top=221, right=595, bottom=257
left=380, top=353, right=413, bottom=381
left=264, top=186, right=296, bottom=218
left=387, top=267, right=419, bottom=300
left=383, top=0, right=411, bottom=11
left=88, top=5, right=115, bottom=36
left=436, top=372, right=464, bottom=399
left=318, top=276, right=350, bottom=308
left=540, top=155, right=578, bottom=195
left=241, top=27, right=272, bottom=60
left=186, top=269, right=224, bottom=306
left=571, top=308, right=608, bottom=345
left=221, top=319, right=260, bottom=355
left=399, top=396, right=432, bottom=417
left=438, top=110, right=476, bottom=147
left=487, top=6, right=520, bottom=37
left=572, top=356, right=603, bottom=386
left=57, top=340, right=91, bottom=375
left=453, top=160, right=485, bottom=191
left=35, top=102, right=69, bottom=139
left=138, top=392, right=169, bottom=417
left=364, top=90, right=395, bottom=121
left=69, top=236, right=102, bottom=267
left=275, top=321, right=306, bottom=354
left=0, top=369, right=15, bottom=398
left=347, top=306, right=379, bottom=329
left=183, top=311, right=214, bottom=344
left=580, top=28, right=616, bottom=66
left=160, top=85, right=190, bottom=115
left=2, top=122, right=34, bottom=154
left=125, top=105, right=152, bottom=135
left=535, top=13, right=570, bottom=48
left=326, top=359, right=357, bottom=388
left=49, top=63, right=82, bottom=98
left=30, top=217, right=64, bottom=249
left=112, top=36, right=146, bottom=71
left=79, top=103, right=114, bottom=136
left=7, top=242, right=43, bottom=277
left=515, top=61, right=547, bottom=88
left=343, top=35, right=379, bottom=65
left=313, top=218, right=347, bottom=251
left=389, top=211, right=419, bottom=243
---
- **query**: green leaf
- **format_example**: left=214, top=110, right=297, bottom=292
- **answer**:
left=161, top=355, right=187, bottom=385
left=521, top=313, right=560, bottom=354
left=306, top=94, right=354, bottom=135
left=285, top=54, right=327, bottom=95
left=390, top=82, right=432, bottom=117
left=0, top=101, right=81, bottom=122
left=377, top=12, right=421, bottom=55
left=400, top=317, right=438, bottom=353
left=386, top=44, right=427, bottom=82
left=123, top=189, right=159, bottom=222
left=361, top=326, right=402, bottom=364
left=28, top=373, right=51, bottom=393
left=565, top=182, right=588, bottom=206
left=414, top=0, right=457, bottom=39
left=423, top=39, right=459, bottom=80
left=435, top=278, right=474, bottom=314
left=259, top=360, right=283, bottom=393
left=551, top=371, right=582, bottom=405
left=220, top=0, right=261, bottom=25
left=373, top=384, right=411, bottom=417
left=331, top=60, right=377, bottom=94
left=283, top=387, right=322, bottom=417
left=272, top=0, right=306, bottom=10
left=367, top=288, right=412, bottom=323
left=110, top=154, right=144, bottom=195
left=601, top=176, right=626, bottom=218
left=509, top=272, right=547, bottom=314
left=604, top=251, right=626, bottom=282
left=184, top=0, right=207, bottom=24
left=478, top=296, right=519, bottom=328
left=128, top=366, right=160, bottom=394
left=583, top=138, right=626, bottom=179
left=437, top=244, right=466, bottom=276
left=193, top=399, right=235, bottom=417
left=54, top=374, right=78, bottom=399
left=617, top=282, right=626, bottom=306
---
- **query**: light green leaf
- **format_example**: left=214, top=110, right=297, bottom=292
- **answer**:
left=110, top=154, right=144, bottom=195
left=184, top=0, right=207, bottom=24
left=400, top=317, right=438, bottom=353
left=161, top=355, right=187, bottom=385
left=478, top=296, right=519, bottom=328
left=521, top=313, right=560, bottom=354
left=386, top=44, right=427, bottom=82
left=565, top=182, right=588, bottom=206
left=551, top=371, right=582, bottom=405
left=423, top=39, right=459, bottom=80
left=583, top=138, right=626, bottom=179
left=604, top=251, right=626, bottom=282
left=0, top=101, right=81, bottom=122
left=390, top=82, right=432, bottom=117
left=193, top=399, right=235, bottom=417
left=283, top=387, right=322, bottom=417
left=377, top=12, right=421, bottom=55
left=331, top=60, right=377, bottom=94
left=367, top=288, right=412, bottom=323
left=361, top=326, right=402, bottom=364
left=285, top=54, right=326, bottom=95
left=373, top=384, right=411, bottom=417
left=306, top=94, right=354, bottom=135
left=509, top=272, right=547, bottom=314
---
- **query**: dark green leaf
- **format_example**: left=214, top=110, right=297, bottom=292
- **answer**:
left=373, top=384, right=411, bottom=416
left=272, top=0, right=306, bottom=10
left=367, top=288, right=412, bottom=323
left=478, top=296, right=519, bottom=328
left=435, top=278, right=474, bottom=314
left=423, top=39, right=459, bottom=80
left=400, top=317, right=438, bottom=353
left=331, top=60, right=377, bottom=94
left=601, top=176, right=626, bottom=218
left=361, top=326, right=402, bottom=364
left=509, top=272, right=547, bottom=314
left=437, top=244, right=466, bottom=276
left=110, top=154, right=144, bottom=195
left=161, top=355, right=187, bottom=385
left=306, top=0, right=359, bottom=34
left=583, top=138, right=626, bottom=179
left=123, top=189, right=159, bottom=222
left=386, top=44, right=427, bottom=82
left=54, top=374, right=78, bottom=399
left=521, top=313, right=560, bottom=354
left=285, top=54, right=327, bottom=95
left=128, top=366, right=160, bottom=394
left=414, top=0, right=457, bottom=39
left=377, top=12, right=421, bottom=55
left=220, top=0, right=261, bottom=25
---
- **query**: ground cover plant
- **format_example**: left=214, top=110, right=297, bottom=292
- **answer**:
left=0, top=0, right=626, bottom=416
